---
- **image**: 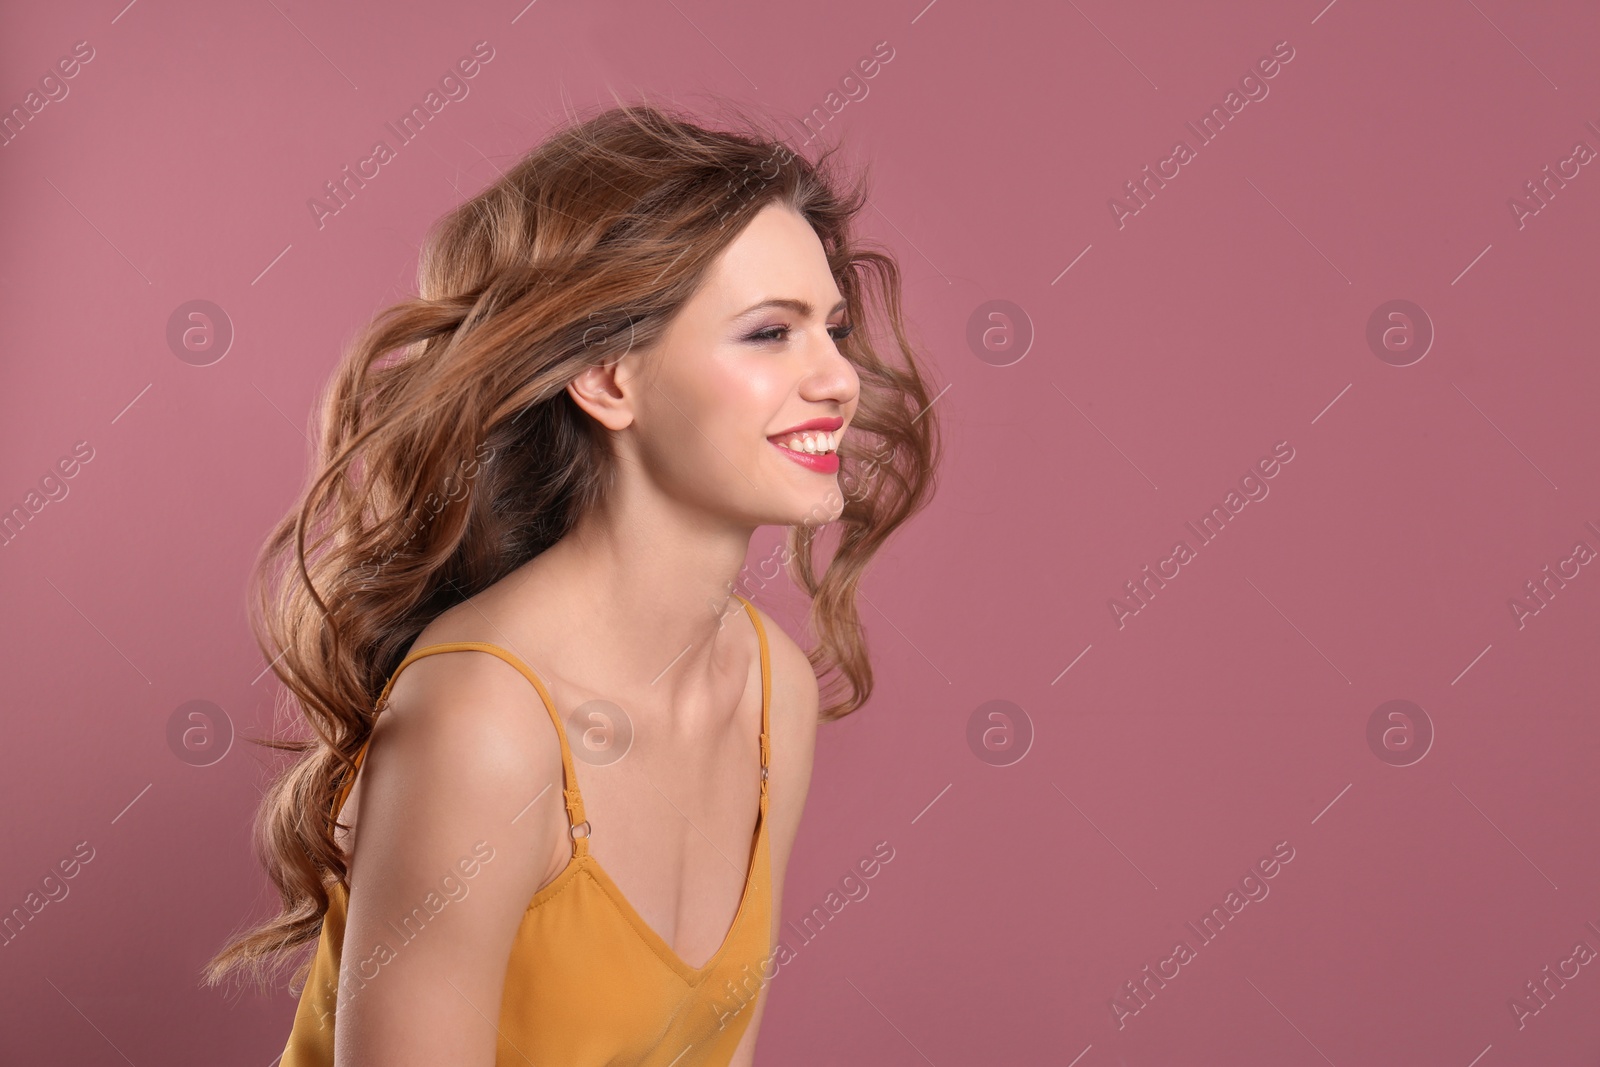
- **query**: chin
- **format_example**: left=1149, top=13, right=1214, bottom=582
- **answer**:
left=791, top=486, right=845, bottom=527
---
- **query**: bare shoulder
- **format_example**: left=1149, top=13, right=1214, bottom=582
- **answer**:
left=332, top=638, right=573, bottom=1059
left=347, top=637, right=569, bottom=890
left=371, top=639, right=566, bottom=790
left=742, top=601, right=819, bottom=832
left=723, top=601, right=820, bottom=1065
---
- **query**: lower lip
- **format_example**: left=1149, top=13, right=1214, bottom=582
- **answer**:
left=769, top=440, right=840, bottom=474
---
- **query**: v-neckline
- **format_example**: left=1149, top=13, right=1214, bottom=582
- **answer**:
left=580, top=792, right=768, bottom=983
left=391, top=594, right=775, bottom=984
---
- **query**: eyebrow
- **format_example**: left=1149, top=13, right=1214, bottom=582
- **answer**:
left=733, top=297, right=849, bottom=319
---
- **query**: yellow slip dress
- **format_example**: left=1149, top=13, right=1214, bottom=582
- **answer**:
left=278, top=594, right=775, bottom=1065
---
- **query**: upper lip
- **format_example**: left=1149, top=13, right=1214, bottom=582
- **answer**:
left=768, top=416, right=844, bottom=439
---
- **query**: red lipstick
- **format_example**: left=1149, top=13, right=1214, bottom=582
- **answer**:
left=768, top=416, right=844, bottom=438
left=767, top=416, right=844, bottom=474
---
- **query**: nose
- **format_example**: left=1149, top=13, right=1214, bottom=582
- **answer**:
left=798, top=330, right=858, bottom=407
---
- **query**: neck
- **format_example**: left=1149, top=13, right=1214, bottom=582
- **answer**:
left=506, top=484, right=758, bottom=699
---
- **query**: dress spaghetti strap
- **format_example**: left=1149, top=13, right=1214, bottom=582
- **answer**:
left=744, top=595, right=772, bottom=796
left=326, top=594, right=772, bottom=854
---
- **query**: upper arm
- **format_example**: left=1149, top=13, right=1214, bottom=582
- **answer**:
left=764, top=621, right=819, bottom=893
left=333, top=650, right=566, bottom=1067
left=729, top=608, right=821, bottom=1065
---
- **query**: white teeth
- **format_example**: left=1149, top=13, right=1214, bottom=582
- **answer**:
left=775, top=429, right=839, bottom=454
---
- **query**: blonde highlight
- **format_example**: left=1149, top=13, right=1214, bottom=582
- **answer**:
left=204, top=97, right=942, bottom=993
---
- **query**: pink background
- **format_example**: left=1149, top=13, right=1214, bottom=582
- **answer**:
left=3, top=0, right=1599, bottom=1063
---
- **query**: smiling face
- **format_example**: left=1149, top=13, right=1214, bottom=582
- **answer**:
left=572, top=201, right=862, bottom=529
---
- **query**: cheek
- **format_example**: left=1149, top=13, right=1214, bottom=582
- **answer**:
left=693, top=358, right=787, bottom=446
left=644, top=355, right=782, bottom=476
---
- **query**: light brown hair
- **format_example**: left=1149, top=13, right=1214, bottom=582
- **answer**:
left=205, top=98, right=942, bottom=991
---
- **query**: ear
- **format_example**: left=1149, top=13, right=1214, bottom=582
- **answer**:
left=565, top=354, right=637, bottom=432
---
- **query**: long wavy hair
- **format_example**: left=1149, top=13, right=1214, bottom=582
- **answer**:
left=204, top=99, right=942, bottom=992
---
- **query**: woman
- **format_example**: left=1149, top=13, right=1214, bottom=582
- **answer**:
left=205, top=100, right=940, bottom=1066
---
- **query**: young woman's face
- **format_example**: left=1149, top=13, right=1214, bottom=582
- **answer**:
left=614, top=201, right=862, bottom=528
